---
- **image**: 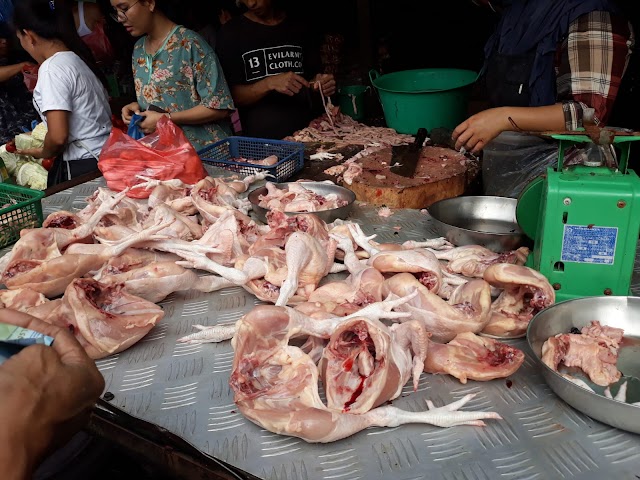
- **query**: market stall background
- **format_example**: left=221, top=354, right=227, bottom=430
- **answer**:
left=22, top=173, right=640, bottom=480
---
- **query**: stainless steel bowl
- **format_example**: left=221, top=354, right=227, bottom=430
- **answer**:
left=527, top=296, right=640, bottom=434
left=427, top=196, right=525, bottom=252
left=248, top=182, right=356, bottom=224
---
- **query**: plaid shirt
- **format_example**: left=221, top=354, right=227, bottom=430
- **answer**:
left=556, top=11, right=634, bottom=129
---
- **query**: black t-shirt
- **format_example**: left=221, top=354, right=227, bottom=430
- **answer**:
left=216, top=14, right=321, bottom=139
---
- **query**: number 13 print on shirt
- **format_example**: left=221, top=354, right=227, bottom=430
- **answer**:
left=242, top=45, right=304, bottom=82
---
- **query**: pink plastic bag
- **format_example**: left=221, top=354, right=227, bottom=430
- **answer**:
left=22, top=64, right=38, bottom=93
left=82, top=20, right=114, bottom=64
left=98, top=116, right=207, bottom=199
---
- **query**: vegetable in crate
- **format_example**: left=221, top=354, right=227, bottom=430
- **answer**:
left=15, top=160, right=48, bottom=190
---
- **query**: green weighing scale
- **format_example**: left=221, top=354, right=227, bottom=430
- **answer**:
left=517, top=132, right=640, bottom=302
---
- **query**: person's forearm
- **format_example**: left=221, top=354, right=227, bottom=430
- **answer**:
left=170, top=105, right=230, bottom=125
left=0, top=64, right=25, bottom=83
left=231, top=79, right=272, bottom=107
left=503, top=104, right=566, bottom=133
left=39, top=133, right=66, bottom=159
left=1, top=436, right=35, bottom=480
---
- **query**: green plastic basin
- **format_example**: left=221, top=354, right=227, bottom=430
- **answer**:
left=369, top=68, right=477, bottom=134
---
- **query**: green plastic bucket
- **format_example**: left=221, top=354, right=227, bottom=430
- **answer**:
left=338, top=85, right=369, bottom=121
left=369, top=68, right=477, bottom=134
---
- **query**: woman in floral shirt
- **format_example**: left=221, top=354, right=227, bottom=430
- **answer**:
left=112, top=0, right=234, bottom=151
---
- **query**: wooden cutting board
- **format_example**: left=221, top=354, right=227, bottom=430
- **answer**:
left=338, top=146, right=479, bottom=208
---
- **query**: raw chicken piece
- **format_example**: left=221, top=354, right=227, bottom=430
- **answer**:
left=4, top=224, right=167, bottom=298
left=541, top=320, right=623, bottom=386
left=99, top=261, right=235, bottom=303
left=136, top=177, right=197, bottom=215
left=233, top=154, right=278, bottom=166
left=321, top=318, right=428, bottom=413
left=236, top=247, right=291, bottom=303
left=424, top=332, right=525, bottom=383
left=482, top=264, right=555, bottom=338
left=178, top=291, right=417, bottom=345
left=368, top=249, right=442, bottom=294
left=276, top=231, right=336, bottom=306
left=44, top=278, right=164, bottom=359
left=42, top=211, right=81, bottom=229
left=94, top=249, right=180, bottom=280
left=382, top=273, right=492, bottom=342
left=251, top=211, right=330, bottom=253
left=347, top=223, right=452, bottom=258
left=257, top=181, right=348, bottom=213
left=0, top=188, right=129, bottom=277
left=429, top=245, right=530, bottom=278
left=143, top=203, right=203, bottom=240
left=0, top=288, right=48, bottom=312
left=229, top=297, right=500, bottom=443
left=308, top=267, right=384, bottom=316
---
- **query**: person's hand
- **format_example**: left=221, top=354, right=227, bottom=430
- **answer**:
left=452, top=107, right=511, bottom=154
left=266, top=72, right=309, bottom=96
left=0, top=309, right=104, bottom=478
left=121, top=101, right=141, bottom=126
left=138, top=110, right=169, bottom=134
left=311, top=73, right=336, bottom=96
left=20, top=61, right=37, bottom=70
left=15, top=146, right=45, bottom=159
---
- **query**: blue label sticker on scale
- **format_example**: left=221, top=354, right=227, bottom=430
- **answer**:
left=560, top=225, right=618, bottom=264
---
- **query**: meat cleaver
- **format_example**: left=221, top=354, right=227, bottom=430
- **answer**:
left=389, top=128, right=428, bottom=178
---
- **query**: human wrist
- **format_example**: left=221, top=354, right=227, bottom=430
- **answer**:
left=0, top=384, right=49, bottom=478
left=499, top=107, right=516, bottom=132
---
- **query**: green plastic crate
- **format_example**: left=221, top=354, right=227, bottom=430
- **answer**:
left=0, top=183, right=44, bottom=249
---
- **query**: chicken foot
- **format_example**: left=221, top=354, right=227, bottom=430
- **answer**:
left=177, top=292, right=417, bottom=344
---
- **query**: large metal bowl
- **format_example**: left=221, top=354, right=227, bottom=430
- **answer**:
left=427, top=196, right=525, bottom=252
left=527, top=296, right=640, bottom=434
left=248, top=182, right=356, bottom=224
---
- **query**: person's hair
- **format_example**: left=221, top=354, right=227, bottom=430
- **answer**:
left=12, top=0, right=108, bottom=88
left=146, top=0, right=180, bottom=23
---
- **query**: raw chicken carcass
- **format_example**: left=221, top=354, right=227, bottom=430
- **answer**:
left=321, top=318, right=428, bottom=413
left=257, top=181, right=348, bottom=213
left=424, top=332, right=525, bottom=383
left=98, top=261, right=235, bottom=303
left=0, top=288, right=48, bottom=312
left=541, top=320, right=624, bottom=386
left=276, top=231, right=336, bottom=306
left=482, top=264, right=555, bottom=338
left=229, top=297, right=500, bottom=443
left=3, top=225, right=167, bottom=298
left=429, top=245, right=530, bottom=278
left=251, top=211, right=329, bottom=253
left=0, top=189, right=129, bottom=277
left=43, top=278, right=164, bottom=359
left=368, top=249, right=442, bottom=294
left=42, top=211, right=81, bottom=230
left=382, top=273, right=492, bottom=342
left=307, top=267, right=385, bottom=316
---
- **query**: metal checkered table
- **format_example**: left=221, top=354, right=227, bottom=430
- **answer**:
left=30, top=176, right=640, bottom=479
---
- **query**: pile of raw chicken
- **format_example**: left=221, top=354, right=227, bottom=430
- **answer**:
left=257, top=181, right=349, bottom=212
left=0, top=172, right=557, bottom=443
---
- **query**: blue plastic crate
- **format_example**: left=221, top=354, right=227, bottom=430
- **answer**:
left=198, top=136, right=304, bottom=182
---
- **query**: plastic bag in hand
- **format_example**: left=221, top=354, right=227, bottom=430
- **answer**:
left=98, top=116, right=207, bottom=199
left=127, top=113, right=145, bottom=140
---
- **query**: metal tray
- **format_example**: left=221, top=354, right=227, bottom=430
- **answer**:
left=428, top=196, right=525, bottom=252
left=527, top=296, right=640, bottom=434
left=248, top=181, right=355, bottom=224
left=7, top=176, right=640, bottom=480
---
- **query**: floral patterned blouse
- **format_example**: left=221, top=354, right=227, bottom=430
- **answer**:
left=132, top=26, right=234, bottom=152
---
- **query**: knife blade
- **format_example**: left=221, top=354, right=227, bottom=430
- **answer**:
left=389, top=128, right=428, bottom=178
